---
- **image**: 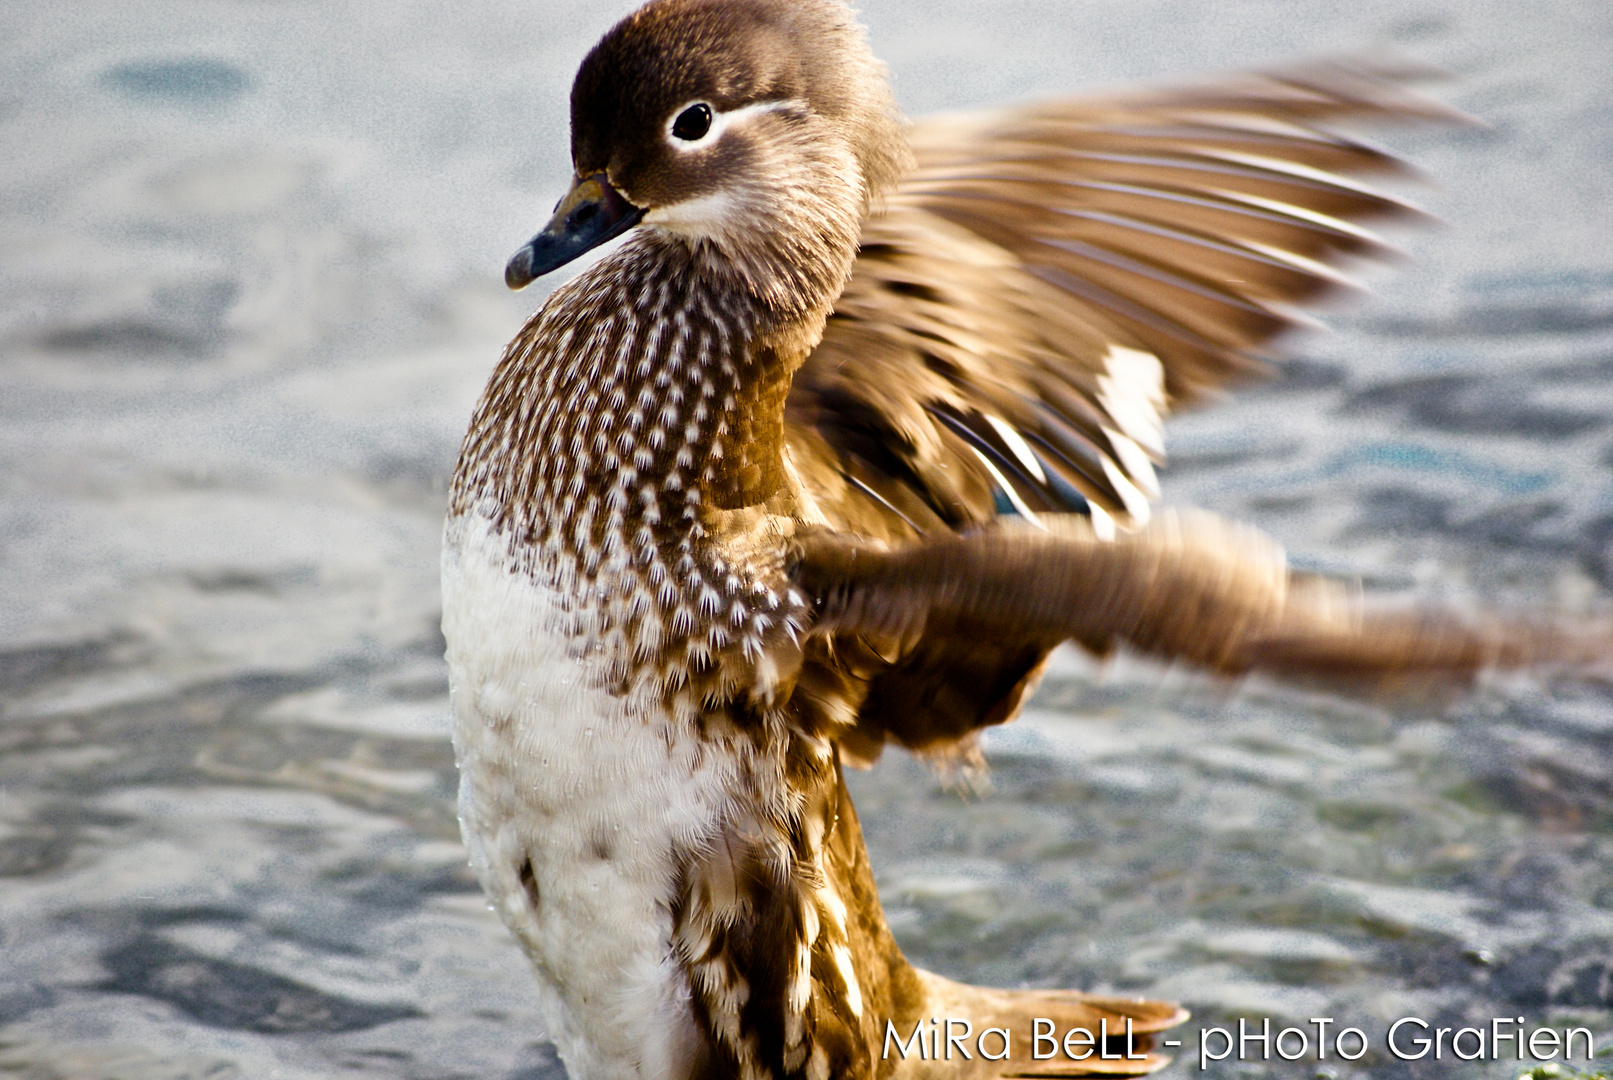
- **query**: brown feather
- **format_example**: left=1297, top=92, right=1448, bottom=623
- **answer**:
left=790, top=54, right=1464, bottom=546
left=793, top=510, right=1613, bottom=695
left=452, top=6, right=1523, bottom=1077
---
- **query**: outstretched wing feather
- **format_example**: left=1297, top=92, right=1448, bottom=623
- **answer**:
left=792, top=510, right=1612, bottom=756
left=781, top=56, right=1470, bottom=756
left=787, top=54, right=1460, bottom=534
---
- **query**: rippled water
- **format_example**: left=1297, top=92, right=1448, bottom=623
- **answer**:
left=3, top=1, right=1612, bottom=1077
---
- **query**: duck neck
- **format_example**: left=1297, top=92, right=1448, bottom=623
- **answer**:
left=452, top=231, right=834, bottom=554
left=643, top=230, right=838, bottom=512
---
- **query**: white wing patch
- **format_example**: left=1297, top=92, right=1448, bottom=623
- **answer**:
left=969, top=445, right=1046, bottom=529
left=1088, top=500, right=1116, bottom=542
left=1095, top=343, right=1165, bottom=528
left=985, top=413, right=1049, bottom=483
left=1097, top=344, right=1166, bottom=459
left=1100, top=454, right=1153, bottom=527
left=1103, top=427, right=1160, bottom=499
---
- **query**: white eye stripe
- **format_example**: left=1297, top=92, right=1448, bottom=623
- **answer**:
left=663, top=99, right=805, bottom=152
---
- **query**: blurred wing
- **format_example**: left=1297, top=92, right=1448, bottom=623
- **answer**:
left=786, top=54, right=1463, bottom=536
left=792, top=511, right=1613, bottom=750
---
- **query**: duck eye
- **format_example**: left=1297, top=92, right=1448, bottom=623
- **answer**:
left=672, top=103, right=713, bottom=141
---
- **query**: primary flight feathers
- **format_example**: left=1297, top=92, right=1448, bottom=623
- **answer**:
left=792, top=53, right=1469, bottom=539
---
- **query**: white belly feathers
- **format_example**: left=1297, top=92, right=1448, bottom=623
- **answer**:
left=442, top=510, right=733, bottom=1080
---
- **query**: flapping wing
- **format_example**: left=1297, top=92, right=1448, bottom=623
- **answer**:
left=790, top=511, right=1612, bottom=751
left=786, top=54, right=1462, bottom=537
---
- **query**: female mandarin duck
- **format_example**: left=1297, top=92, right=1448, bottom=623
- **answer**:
left=442, top=1, right=1609, bottom=1077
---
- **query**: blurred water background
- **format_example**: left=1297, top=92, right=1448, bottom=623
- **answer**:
left=3, top=0, right=1613, bottom=1077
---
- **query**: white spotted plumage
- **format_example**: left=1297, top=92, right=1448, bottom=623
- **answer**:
left=446, top=229, right=822, bottom=1080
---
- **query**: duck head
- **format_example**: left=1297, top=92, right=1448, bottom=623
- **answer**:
left=505, top=0, right=910, bottom=316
